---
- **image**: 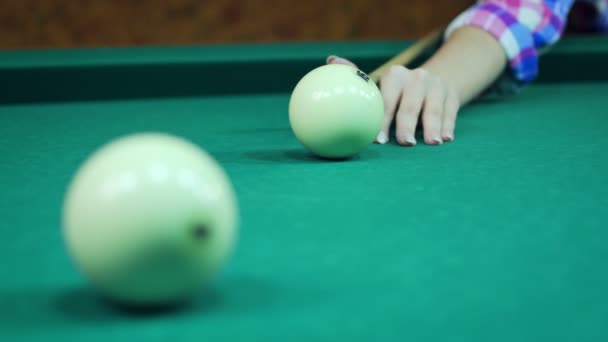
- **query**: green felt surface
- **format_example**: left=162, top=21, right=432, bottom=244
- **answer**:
left=1, top=38, right=608, bottom=341
left=1, top=82, right=607, bottom=341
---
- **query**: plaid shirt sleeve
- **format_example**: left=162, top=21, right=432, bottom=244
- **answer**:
left=445, top=0, right=576, bottom=84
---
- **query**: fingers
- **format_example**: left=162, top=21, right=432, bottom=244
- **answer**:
left=324, top=59, right=461, bottom=146
left=421, top=76, right=447, bottom=145
left=395, top=69, right=458, bottom=146
left=326, top=55, right=357, bottom=67
left=376, top=66, right=407, bottom=144
left=395, top=68, right=426, bottom=146
left=441, top=88, right=460, bottom=142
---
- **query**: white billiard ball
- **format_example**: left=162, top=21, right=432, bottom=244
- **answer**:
left=62, top=133, right=238, bottom=307
left=289, top=64, right=384, bottom=159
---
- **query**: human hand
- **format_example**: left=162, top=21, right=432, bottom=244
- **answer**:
left=326, top=55, right=460, bottom=146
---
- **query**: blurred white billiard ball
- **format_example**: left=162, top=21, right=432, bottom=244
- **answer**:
left=62, top=133, right=238, bottom=307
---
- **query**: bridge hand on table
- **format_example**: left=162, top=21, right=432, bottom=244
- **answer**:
left=327, top=55, right=459, bottom=147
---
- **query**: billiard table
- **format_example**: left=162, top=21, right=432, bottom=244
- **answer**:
left=1, top=37, right=607, bottom=341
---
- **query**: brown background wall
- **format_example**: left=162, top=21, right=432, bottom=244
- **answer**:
left=0, top=0, right=473, bottom=49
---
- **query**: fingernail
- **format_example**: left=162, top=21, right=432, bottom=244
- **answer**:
left=326, top=55, right=337, bottom=64
left=328, top=56, right=353, bottom=66
left=444, top=133, right=454, bottom=142
left=403, top=134, right=417, bottom=146
left=433, top=135, right=443, bottom=145
left=376, top=131, right=388, bottom=144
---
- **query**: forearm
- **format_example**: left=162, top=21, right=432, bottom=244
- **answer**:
left=421, top=26, right=508, bottom=105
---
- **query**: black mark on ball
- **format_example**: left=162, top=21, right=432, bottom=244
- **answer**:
left=356, top=70, right=370, bottom=82
left=192, top=224, right=209, bottom=240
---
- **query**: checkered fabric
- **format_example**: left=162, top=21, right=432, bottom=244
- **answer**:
left=445, top=0, right=607, bottom=84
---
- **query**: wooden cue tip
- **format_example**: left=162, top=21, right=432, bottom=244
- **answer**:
left=368, top=29, right=443, bottom=83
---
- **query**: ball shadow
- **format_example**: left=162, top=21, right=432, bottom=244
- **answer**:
left=244, top=148, right=380, bottom=164
left=53, top=286, right=222, bottom=320
left=230, top=127, right=292, bottom=134
left=0, top=275, right=278, bottom=333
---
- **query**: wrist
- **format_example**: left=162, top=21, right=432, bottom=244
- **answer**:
left=420, top=26, right=507, bottom=105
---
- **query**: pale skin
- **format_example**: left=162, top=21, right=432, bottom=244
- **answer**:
left=327, top=26, right=508, bottom=146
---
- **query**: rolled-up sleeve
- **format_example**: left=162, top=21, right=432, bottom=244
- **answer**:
left=445, top=0, right=575, bottom=83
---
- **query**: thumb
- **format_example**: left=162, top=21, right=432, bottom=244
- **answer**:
left=326, top=55, right=358, bottom=67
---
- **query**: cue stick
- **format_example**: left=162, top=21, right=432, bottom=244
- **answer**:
left=368, top=29, right=443, bottom=83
